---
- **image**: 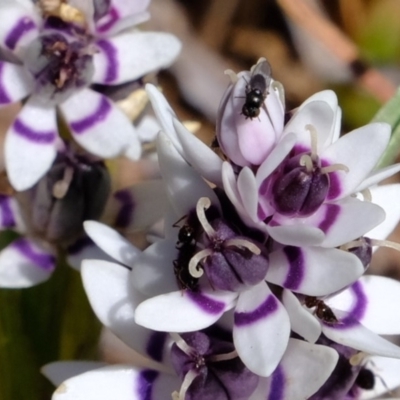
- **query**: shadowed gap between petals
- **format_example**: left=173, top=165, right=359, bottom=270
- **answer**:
left=137, top=369, right=159, bottom=400
left=5, top=17, right=36, bottom=50
left=70, top=96, right=111, bottom=134
left=96, top=39, right=118, bottom=83
left=66, top=236, right=94, bottom=255
left=234, top=295, right=278, bottom=326
left=187, top=291, right=226, bottom=315
left=114, top=190, right=135, bottom=228
left=0, top=195, right=16, bottom=228
left=96, top=7, right=119, bottom=33
left=282, top=246, right=304, bottom=290
left=12, top=239, right=55, bottom=271
left=14, top=118, right=56, bottom=144
left=268, top=365, right=285, bottom=400
left=146, top=331, right=167, bottom=362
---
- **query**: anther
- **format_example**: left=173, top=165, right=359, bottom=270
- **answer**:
left=224, top=238, right=261, bottom=255
left=188, top=249, right=211, bottom=278
left=299, top=154, right=314, bottom=172
left=52, top=166, right=74, bottom=199
left=196, top=197, right=216, bottom=237
left=305, top=124, right=318, bottom=161
left=224, top=69, right=239, bottom=84
left=320, top=163, right=349, bottom=174
left=208, top=350, right=238, bottom=362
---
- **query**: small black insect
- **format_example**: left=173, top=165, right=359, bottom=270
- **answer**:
left=173, top=242, right=199, bottom=291
left=173, top=216, right=196, bottom=248
left=242, top=59, right=272, bottom=120
left=355, top=367, right=375, bottom=390
left=305, top=296, right=339, bottom=324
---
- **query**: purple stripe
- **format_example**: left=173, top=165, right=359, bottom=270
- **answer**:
left=12, top=238, right=55, bottom=272
left=5, top=17, right=36, bottom=50
left=114, top=190, right=135, bottom=228
left=318, top=204, right=340, bottom=233
left=14, top=118, right=56, bottom=144
left=137, top=369, right=159, bottom=400
left=0, top=195, right=16, bottom=228
left=96, top=39, right=118, bottom=83
left=187, top=291, right=225, bottom=315
left=268, top=366, right=285, bottom=400
left=282, top=246, right=304, bottom=290
left=323, top=159, right=342, bottom=200
left=96, top=7, right=119, bottom=33
left=0, top=63, right=11, bottom=104
left=146, top=331, right=167, bottom=362
left=234, top=295, right=278, bottom=326
left=70, top=96, right=111, bottom=134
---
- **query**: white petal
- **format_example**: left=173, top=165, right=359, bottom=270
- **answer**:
left=0, top=238, right=56, bottom=288
left=263, top=339, right=338, bottom=400
left=42, top=361, right=106, bottom=387
left=233, top=282, right=290, bottom=376
left=93, top=32, right=181, bottom=85
left=156, top=132, right=220, bottom=217
left=52, top=365, right=179, bottom=400
left=267, top=246, right=363, bottom=296
left=83, top=221, right=140, bottom=268
left=267, top=224, right=324, bottom=247
left=322, top=312, right=400, bottom=358
left=131, top=239, right=178, bottom=297
left=282, top=289, right=321, bottom=343
left=173, top=118, right=223, bottom=187
left=109, top=181, right=167, bottom=231
left=5, top=101, right=57, bottom=191
left=327, top=276, right=400, bottom=335
left=0, top=62, right=32, bottom=106
left=60, top=89, right=140, bottom=159
left=237, top=167, right=259, bottom=222
left=135, top=288, right=237, bottom=332
left=367, top=184, right=400, bottom=241
left=322, top=122, right=391, bottom=199
left=0, top=2, right=39, bottom=55
left=356, top=164, right=400, bottom=193
left=82, top=260, right=170, bottom=362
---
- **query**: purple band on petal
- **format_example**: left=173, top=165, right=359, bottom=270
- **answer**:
left=146, top=331, right=167, bottom=362
left=70, top=96, right=111, bottom=134
left=324, top=159, right=342, bottom=200
left=187, top=291, right=225, bottom=315
left=96, top=7, right=119, bottom=33
left=234, top=295, right=278, bottom=327
left=96, top=39, right=118, bottom=83
left=0, top=195, right=16, bottom=228
left=0, top=63, right=11, bottom=105
left=12, top=238, right=55, bottom=271
left=318, top=204, right=340, bottom=233
left=14, top=118, right=56, bottom=144
left=137, top=369, right=159, bottom=400
left=282, top=246, right=304, bottom=290
left=114, top=189, right=135, bottom=228
left=67, top=236, right=94, bottom=255
left=5, top=17, right=36, bottom=50
left=268, top=366, right=285, bottom=400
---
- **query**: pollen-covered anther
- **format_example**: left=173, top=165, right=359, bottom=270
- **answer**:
left=224, top=238, right=261, bottom=255
left=52, top=166, right=74, bottom=199
left=299, top=154, right=313, bottom=172
left=224, top=69, right=239, bottom=84
left=188, top=249, right=210, bottom=278
left=349, top=351, right=369, bottom=366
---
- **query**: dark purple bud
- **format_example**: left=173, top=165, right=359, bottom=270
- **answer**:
left=202, top=219, right=269, bottom=292
left=19, top=153, right=110, bottom=244
left=23, top=33, right=94, bottom=105
left=347, top=237, right=372, bottom=269
left=171, top=331, right=259, bottom=400
left=271, top=153, right=329, bottom=217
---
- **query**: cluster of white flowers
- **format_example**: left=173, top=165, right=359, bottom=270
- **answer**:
left=1, top=1, right=400, bottom=399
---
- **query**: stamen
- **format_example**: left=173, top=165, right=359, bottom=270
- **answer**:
left=224, top=238, right=261, bottom=255
left=350, top=351, right=368, bottom=366
left=320, top=163, right=349, bottom=174
left=224, top=69, right=239, bottom=84
left=305, top=124, right=318, bottom=160
left=299, top=154, right=313, bottom=172
left=361, top=189, right=372, bottom=202
left=176, top=370, right=199, bottom=400
left=271, top=81, right=285, bottom=105
left=340, top=240, right=364, bottom=251
left=52, top=166, right=74, bottom=199
left=188, top=249, right=212, bottom=277
left=170, top=333, right=193, bottom=356
left=196, top=197, right=216, bottom=237
left=369, top=239, right=400, bottom=253
left=208, top=350, right=238, bottom=362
